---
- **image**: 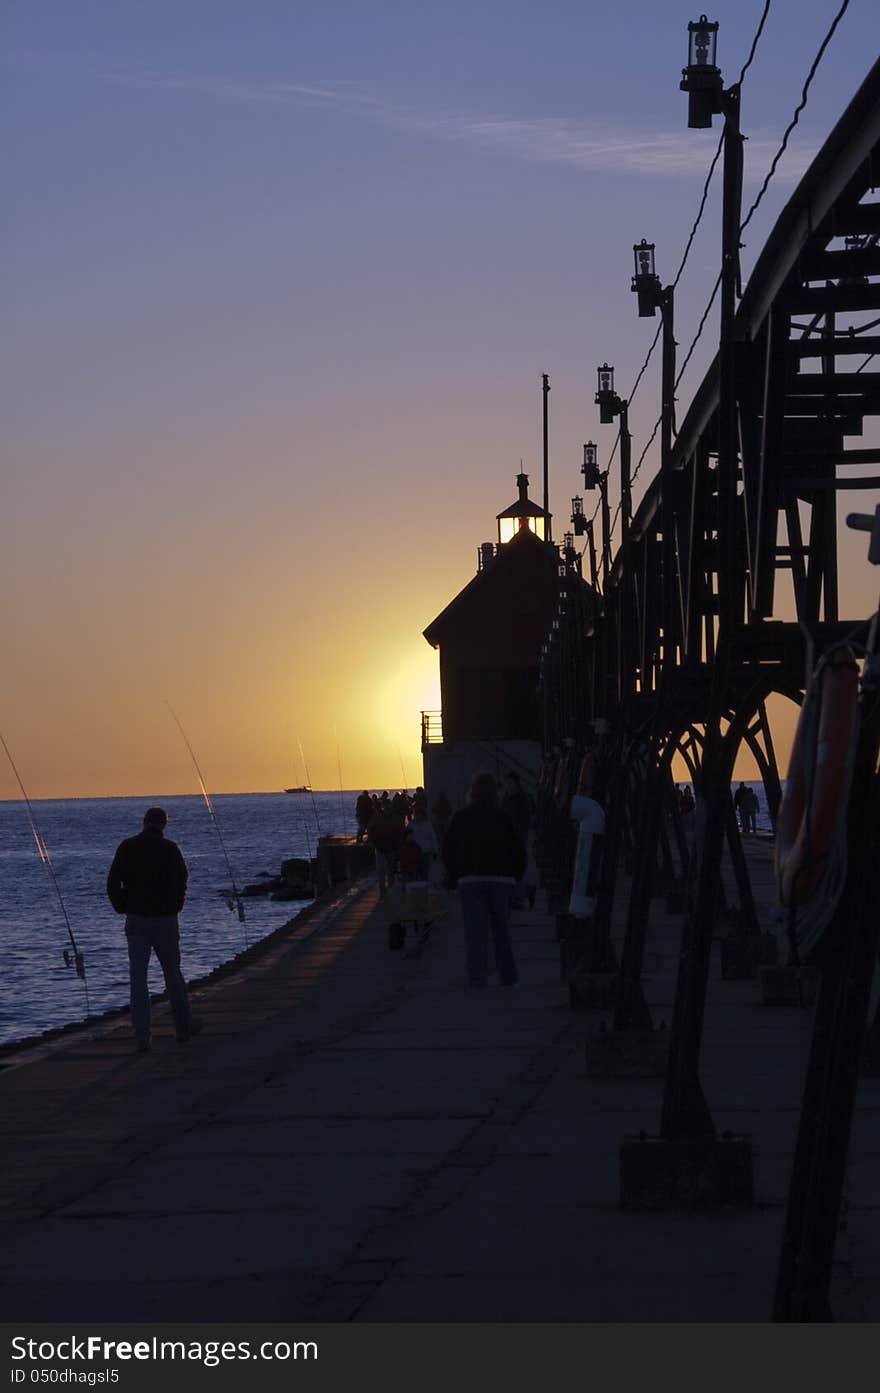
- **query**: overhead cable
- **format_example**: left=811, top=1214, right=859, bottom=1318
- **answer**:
left=623, top=1, right=772, bottom=414
left=740, top=0, right=851, bottom=234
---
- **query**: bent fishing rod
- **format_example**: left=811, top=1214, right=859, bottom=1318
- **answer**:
left=166, top=704, right=250, bottom=948
left=0, top=732, right=91, bottom=1014
left=297, top=738, right=324, bottom=840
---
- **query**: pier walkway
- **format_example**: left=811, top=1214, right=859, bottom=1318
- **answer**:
left=2, top=842, right=879, bottom=1323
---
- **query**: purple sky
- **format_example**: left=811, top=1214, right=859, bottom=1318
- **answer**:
left=2, top=1, right=878, bottom=795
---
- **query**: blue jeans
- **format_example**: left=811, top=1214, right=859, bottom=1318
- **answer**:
left=458, top=882, right=517, bottom=988
left=125, top=914, right=192, bottom=1043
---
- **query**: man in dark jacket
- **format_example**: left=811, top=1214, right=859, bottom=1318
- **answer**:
left=442, top=772, right=527, bottom=989
left=107, top=807, right=197, bottom=1051
left=355, top=790, right=373, bottom=843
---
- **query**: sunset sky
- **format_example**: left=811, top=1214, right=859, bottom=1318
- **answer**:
left=3, top=1, right=879, bottom=797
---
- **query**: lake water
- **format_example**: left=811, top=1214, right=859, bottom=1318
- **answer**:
left=0, top=789, right=359, bottom=1046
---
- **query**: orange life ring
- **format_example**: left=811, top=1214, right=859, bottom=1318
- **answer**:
left=775, top=647, right=859, bottom=908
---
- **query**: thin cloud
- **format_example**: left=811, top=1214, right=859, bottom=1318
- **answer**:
left=9, top=50, right=816, bottom=182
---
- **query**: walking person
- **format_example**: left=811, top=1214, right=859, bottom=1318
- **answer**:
left=355, top=790, right=373, bottom=843
left=409, top=800, right=438, bottom=876
left=368, top=799, right=405, bottom=898
left=501, top=770, right=536, bottom=908
left=442, top=772, right=527, bottom=990
left=106, top=807, right=199, bottom=1052
left=733, top=781, right=749, bottom=832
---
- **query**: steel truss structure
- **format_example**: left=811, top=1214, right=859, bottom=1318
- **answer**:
left=537, top=57, right=880, bottom=1319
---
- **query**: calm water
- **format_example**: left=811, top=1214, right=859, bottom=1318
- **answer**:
left=0, top=790, right=360, bottom=1046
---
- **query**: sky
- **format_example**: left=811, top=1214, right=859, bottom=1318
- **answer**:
left=2, top=0, right=879, bottom=797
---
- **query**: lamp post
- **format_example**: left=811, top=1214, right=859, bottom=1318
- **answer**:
left=632, top=239, right=678, bottom=669
left=660, top=16, right=746, bottom=1147
left=594, top=367, right=633, bottom=555
left=680, top=15, right=742, bottom=632
left=542, top=373, right=551, bottom=539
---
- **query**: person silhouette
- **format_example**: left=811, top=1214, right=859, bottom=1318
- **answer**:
left=107, top=807, right=199, bottom=1052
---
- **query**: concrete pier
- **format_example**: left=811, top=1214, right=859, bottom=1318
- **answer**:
left=2, top=841, right=879, bottom=1322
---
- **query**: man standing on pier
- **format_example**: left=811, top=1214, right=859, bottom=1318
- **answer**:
left=442, top=772, right=527, bottom=990
left=106, top=807, right=198, bottom=1052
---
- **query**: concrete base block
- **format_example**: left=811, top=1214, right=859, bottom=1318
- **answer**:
left=758, top=964, right=819, bottom=1007
left=568, top=971, right=617, bottom=1011
left=585, top=1025, right=669, bottom=1077
left=619, top=1133, right=754, bottom=1210
left=721, top=932, right=779, bottom=980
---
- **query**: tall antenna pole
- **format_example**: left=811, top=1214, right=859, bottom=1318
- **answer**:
left=542, top=372, right=551, bottom=540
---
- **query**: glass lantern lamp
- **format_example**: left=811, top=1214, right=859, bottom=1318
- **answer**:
left=631, top=239, right=662, bottom=317
left=595, top=367, right=617, bottom=425
left=582, top=441, right=600, bottom=489
left=680, top=15, right=722, bottom=128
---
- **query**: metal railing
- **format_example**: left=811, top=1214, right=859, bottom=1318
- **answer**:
left=421, top=711, right=443, bottom=748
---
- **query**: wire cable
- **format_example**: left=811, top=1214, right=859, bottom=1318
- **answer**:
left=594, top=3, right=775, bottom=561
left=736, top=0, right=773, bottom=86
left=740, top=0, right=851, bottom=234
left=622, top=2, right=772, bottom=413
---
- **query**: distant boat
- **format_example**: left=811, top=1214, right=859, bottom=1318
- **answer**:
left=284, top=785, right=311, bottom=794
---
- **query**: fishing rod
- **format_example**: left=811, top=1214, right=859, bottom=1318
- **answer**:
left=0, top=732, right=91, bottom=1015
left=297, top=738, right=324, bottom=840
left=396, top=744, right=411, bottom=794
left=297, top=795, right=314, bottom=867
left=166, top=704, right=250, bottom=949
left=333, top=724, right=346, bottom=832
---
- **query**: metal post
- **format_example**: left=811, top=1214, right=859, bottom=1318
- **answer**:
left=620, top=402, right=632, bottom=542
left=600, top=473, right=612, bottom=591
left=542, top=373, right=551, bottom=540
left=586, top=518, right=599, bottom=594
left=660, top=81, right=743, bottom=1142
left=660, top=287, right=677, bottom=668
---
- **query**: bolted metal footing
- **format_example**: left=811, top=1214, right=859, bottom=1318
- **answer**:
left=585, top=1023, right=669, bottom=1077
left=619, top=1133, right=754, bottom=1210
left=758, top=964, right=819, bottom=1006
left=721, top=932, right=779, bottom=980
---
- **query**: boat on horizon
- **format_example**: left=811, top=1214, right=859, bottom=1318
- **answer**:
left=284, top=785, right=311, bottom=794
